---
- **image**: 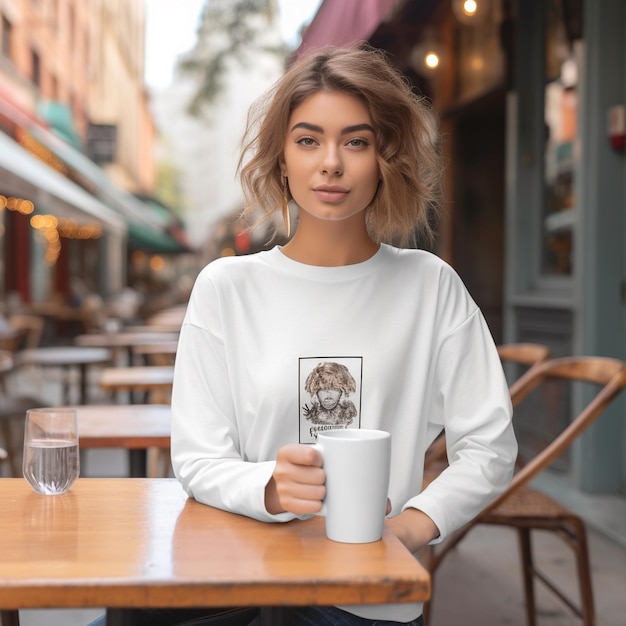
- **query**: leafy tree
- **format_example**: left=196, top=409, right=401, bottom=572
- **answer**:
left=179, top=0, right=288, bottom=116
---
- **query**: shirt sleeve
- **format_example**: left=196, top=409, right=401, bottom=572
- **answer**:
left=403, top=307, right=518, bottom=542
left=170, top=275, right=295, bottom=523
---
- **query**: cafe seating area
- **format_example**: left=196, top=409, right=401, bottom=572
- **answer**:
left=0, top=302, right=183, bottom=481
left=2, top=323, right=626, bottom=626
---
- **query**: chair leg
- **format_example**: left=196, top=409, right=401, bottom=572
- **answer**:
left=569, top=518, right=596, bottom=626
left=0, top=422, right=18, bottom=478
left=517, top=528, right=537, bottom=626
left=0, top=609, right=20, bottom=626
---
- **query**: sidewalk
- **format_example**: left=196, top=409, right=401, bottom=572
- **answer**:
left=5, top=365, right=626, bottom=626
left=431, top=524, right=626, bottom=625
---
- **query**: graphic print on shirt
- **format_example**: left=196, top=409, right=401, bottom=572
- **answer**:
left=298, top=357, right=363, bottom=443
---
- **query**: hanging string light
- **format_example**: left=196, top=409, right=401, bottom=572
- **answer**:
left=451, top=0, right=491, bottom=24
left=410, top=29, right=444, bottom=77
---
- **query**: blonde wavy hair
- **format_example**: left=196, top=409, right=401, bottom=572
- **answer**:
left=238, top=44, right=442, bottom=247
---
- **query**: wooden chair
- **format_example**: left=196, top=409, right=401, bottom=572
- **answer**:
left=0, top=350, right=48, bottom=477
left=424, top=343, right=551, bottom=471
left=8, top=315, right=44, bottom=349
left=1, top=397, right=20, bottom=618
left=0, top=328, right=27, bottom=353
left=497, top=342, right=551, bottom=399
left=423, top=356, right=626, bottom=626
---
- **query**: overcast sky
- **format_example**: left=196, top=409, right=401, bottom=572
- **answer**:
left=144, top=0, right=322, bottom=89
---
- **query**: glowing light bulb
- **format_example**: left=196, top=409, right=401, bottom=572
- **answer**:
left=424, top=52, right=440, bottom=69
left=462, top=0, right=478, bottom=16
left=452, top=0, right=490, bottom=24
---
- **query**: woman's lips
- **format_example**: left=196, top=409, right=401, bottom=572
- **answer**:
left=313, top=187, right=349, bottom=203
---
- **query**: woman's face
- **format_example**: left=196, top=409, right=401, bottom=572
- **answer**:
left=280, top=91, right=380, bottom=225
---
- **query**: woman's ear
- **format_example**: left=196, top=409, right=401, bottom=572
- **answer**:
left=278, top=154, right=286, bottom=174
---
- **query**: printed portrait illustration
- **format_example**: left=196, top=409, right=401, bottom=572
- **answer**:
left=299, top=357, right=362, bottom=443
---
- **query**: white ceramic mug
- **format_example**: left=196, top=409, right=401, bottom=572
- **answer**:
left=314, top=428, right=391, bottom=543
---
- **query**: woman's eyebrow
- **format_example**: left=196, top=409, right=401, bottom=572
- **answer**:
left=290, top=122, right=375, bottom=135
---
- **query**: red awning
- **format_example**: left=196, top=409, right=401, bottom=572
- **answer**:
left=294, top=0, right=399, bottom=59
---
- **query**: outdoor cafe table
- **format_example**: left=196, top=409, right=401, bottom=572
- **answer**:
left=14, top=346, right=112, bottom=404
left=0, top=478, right=430, bottom=626
left=132, top=340, right=178, bottom=365
left=74, top=404, right=170, bottom=477
left=75, top=331, right=179, bottom=365
left=99, top=365, right=174, bottom=404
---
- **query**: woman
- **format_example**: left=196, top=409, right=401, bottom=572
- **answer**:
left=170, top=45, right=517, bottom=626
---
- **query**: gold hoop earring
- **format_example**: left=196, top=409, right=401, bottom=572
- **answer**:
left=282, top=175, right=291, bottom=238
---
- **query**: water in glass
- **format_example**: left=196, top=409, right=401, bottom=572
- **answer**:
left=23, top=408, right=80, bottom=495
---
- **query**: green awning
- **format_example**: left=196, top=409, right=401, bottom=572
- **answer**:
left=0, top=131, right=125, bottom=234
left=37, top=101, right=82, bottom=149
left=127, top=222, right=187, bottom=253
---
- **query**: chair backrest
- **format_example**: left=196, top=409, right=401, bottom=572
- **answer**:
left=425, top=343, right=551, bottom=468
left=9, top=315, right=44, bottom=349
left=481, top=356, right=626, bottom=516
left=497, top=343, right=551, bottom=404
left=0, top=350, right=12, bottom=375
left=0, top=352, right=11, bottom=465
left=0, top=350, right=13, bottom=393
left=497, top=343, right=551, bottom=366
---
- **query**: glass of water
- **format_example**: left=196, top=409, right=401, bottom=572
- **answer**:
left=23, top=407, right=80, bottom=495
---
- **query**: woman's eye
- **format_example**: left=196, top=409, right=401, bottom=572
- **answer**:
left=347, top=138, right=369, bottom=148
left=296, top=136, right=316, bottom=146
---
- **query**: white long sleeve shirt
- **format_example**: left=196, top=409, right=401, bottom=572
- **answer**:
left=171, top=244, right=516, bottom=622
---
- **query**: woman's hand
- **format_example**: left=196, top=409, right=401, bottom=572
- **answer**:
left=265, top=443, right=326, bottom=515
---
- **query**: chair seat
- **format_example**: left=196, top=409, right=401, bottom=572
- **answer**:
left=0, top=396, right=45, bottom=421
left=484, top=487, right=578, bottom=522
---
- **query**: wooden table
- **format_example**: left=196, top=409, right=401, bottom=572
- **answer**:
left=0, top=479, right=430, bottom=625
left=122, top=324, right=182, bottom=335
left=146, top=306, right=186, bottom=327
left=14, top=346, right=112, bottom=404
left=99, top=365, right=174, bottom=404
left=132, top=340, right=178, bottom=365
left=75, top=404, right=170, bottom=477
left=76, top=331, right=179, bottom=367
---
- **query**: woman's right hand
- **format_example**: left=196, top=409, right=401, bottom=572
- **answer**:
left=265, top=443, right=326, bottom=515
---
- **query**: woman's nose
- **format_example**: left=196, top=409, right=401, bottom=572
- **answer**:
left=320, top=146, right=343, bottom=175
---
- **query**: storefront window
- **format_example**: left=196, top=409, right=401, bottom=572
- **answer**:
left=541, top=0, right=582, bottom=277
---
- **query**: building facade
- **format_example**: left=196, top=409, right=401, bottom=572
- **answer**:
left=0, top=0, right=185, bottom=312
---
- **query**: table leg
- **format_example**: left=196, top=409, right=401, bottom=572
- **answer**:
left=105, top=609, right=135, bottom=626
left=0, top=610, right=20, bottom=626
left=129, top=449, right=147, bottom=477
left=61, top=366, right=71, bottom=405
left=79, top=364, right=88, bottom=404
left=260, top=607, right=284, bottom=625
